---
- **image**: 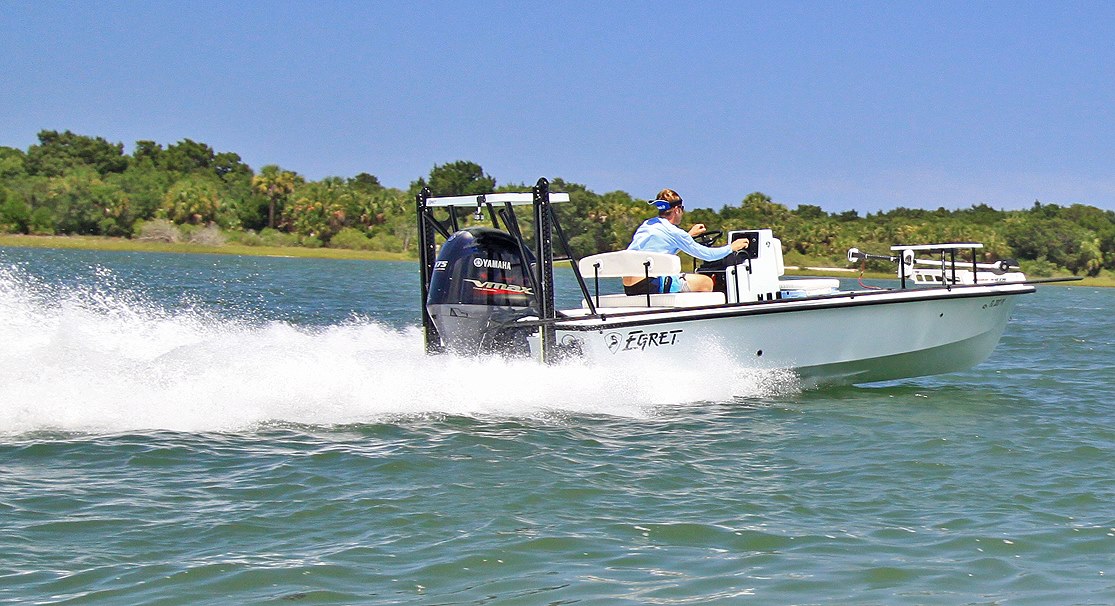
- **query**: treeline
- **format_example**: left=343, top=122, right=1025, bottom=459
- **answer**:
left=0, top=130, right=416, bottom=252
left=2, top=130, right=1115, bottom=276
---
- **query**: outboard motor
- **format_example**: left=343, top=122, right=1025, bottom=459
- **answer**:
left=426, top=227, right=537, bottom=355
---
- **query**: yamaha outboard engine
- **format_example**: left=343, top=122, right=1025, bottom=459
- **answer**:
left=426, top=227, right=537, bottom=355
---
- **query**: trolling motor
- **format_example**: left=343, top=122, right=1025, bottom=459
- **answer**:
left=848, top=245, right=1026, bottom=287
left=847, top=248, right=897, bottom=264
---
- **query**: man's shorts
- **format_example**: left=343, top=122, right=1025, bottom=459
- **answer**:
left=623, top=274, right=689, bottom=295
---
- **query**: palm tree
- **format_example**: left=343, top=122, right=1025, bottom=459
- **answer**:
left=252, top=165, right=301, bottom=229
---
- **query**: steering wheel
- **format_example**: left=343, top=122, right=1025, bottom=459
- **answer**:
left=694, top=230, right=723, bottom=247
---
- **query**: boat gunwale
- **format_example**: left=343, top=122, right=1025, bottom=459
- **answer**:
left=515, top=282, right=1037, bottom=331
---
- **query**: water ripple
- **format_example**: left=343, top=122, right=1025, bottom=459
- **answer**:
left=3, top=252, right=1115, bottom=604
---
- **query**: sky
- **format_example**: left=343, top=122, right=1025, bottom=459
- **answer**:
left=2, top=1, right=1114, bottom=213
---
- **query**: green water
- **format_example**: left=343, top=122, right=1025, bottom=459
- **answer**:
left=1, top=247, right=1113, bottom=604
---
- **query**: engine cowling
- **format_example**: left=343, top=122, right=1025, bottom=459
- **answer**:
left=426, top=227, right=537, bottom=355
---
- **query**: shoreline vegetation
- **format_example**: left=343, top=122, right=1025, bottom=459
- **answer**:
left=5, top=232, right=1112, bottom=286
left=4, top=130, right=1115, bottom=286
left=0, top=233, right=410, bottom=262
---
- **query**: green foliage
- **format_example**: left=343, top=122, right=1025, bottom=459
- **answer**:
left=26, top=130, right=128, bottom=177
left=735, top=192, right=793, bottom=226
left=412, top=161, right=495, bottom=197
left=1020, top=257, right=1061, bottom=277
left=368, top=232, right=404, bottom=253
left=1004, top=216, right=1096, bottom=275
left=4, top=132, right=1115, bottom=273
left=39, top=168, right=132, bottom=235
left=29, top=207, right=55, bottom=235
left=0, top=187, right=31, bottom=233
left=213, top=151, right=252, bottom=182
left=161, top=139, right=216, bottom=174
left=224, top=229, right=261, bottom=246
left=281, top=177, right=353, bottom=241
left=258, top=227, right=300, bottom=247
left=253, top=164, right=302, bottom=229
left=550, top=180, right=638, bottom=257
left=162, top=176, right=227, bottom=226
left=0, top=146, right=28, bottom=179
left=350, top=172, right=382, bottom=193
left=108, top=161, right=174, bottom=220
left=955, top=203, right=1006, bottom=225
left=330, top=227, right=373, bottom=250
left=794, top=204, right=827, bottom=221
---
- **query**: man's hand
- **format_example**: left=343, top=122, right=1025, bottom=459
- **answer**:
left=688, top=223, right=707, bottom=237
left=731, top=238, right=750, bottom=252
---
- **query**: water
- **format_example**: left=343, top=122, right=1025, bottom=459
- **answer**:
left=1, top=247, right=1113, bottom=605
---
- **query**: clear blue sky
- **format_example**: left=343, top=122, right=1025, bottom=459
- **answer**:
left=2, top=1, right=1113, bottom=213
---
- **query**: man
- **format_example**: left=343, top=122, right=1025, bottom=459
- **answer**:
left=624, top=188, right=749, bottom=294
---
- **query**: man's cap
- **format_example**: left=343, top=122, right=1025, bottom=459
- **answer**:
left=649, top=198, right=682, bottom=211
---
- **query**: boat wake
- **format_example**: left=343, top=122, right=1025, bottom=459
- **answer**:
left=0, top=265, right=799, bottom=434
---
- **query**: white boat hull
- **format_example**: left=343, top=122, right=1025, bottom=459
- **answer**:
left=418, top=187, right=1039, bottom=388
left=541, top=283, right=1032, bottom=387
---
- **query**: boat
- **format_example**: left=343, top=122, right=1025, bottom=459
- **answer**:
left=416, top=178, right=1059, bottom=387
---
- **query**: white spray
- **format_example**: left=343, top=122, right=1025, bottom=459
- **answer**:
left=0, top=265, right=797, bottom=433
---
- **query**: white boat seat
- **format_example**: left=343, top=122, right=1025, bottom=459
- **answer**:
left=578, top=250, right=681, bottom=278
left=577, top=250, right=729, bottom=308
left=582, top=291, right=726, bottom=309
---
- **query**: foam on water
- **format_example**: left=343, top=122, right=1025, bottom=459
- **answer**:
left=0, top=265, right=798, bottom=433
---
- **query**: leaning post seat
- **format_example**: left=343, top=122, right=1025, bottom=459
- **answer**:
left=576, top=250, right=725, bottom=309
left=580, top=291, right=727, bottom=309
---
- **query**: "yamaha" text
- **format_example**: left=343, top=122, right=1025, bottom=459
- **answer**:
left=473, top=258, right=512, bottom=270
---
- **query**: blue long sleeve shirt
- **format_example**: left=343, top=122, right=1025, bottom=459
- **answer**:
left=626, top=217, right=733, bottom=262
